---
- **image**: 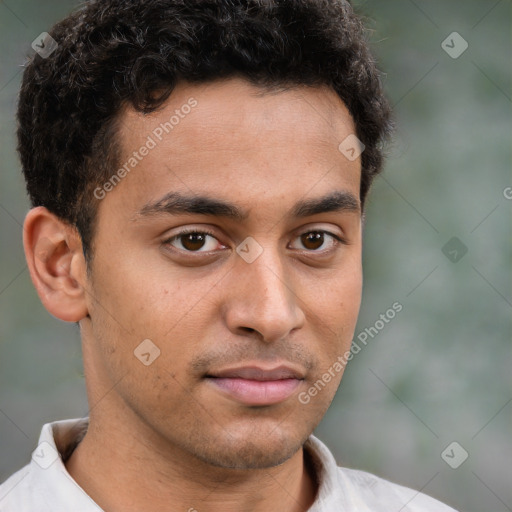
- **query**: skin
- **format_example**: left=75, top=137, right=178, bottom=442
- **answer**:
left=23, top=76, right=363, bottom=512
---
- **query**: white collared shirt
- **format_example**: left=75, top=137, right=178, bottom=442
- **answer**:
left=0, top=418, right=459, bottom=511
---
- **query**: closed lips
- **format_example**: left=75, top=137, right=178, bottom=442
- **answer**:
left=206, top=365, right=305, bottom=381
left=205, top=365, right=305, bottom=406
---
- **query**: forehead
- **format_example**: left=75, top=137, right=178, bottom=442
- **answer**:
left=120, top=77, right=355, bottom=148
left=107, top=77, right=360, bottom=218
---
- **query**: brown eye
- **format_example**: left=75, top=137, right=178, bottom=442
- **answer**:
left=165, top=230, right=221, bottom=252
left=300, top=232, right=325, bottom=250
left=290, top=230, right=344, bottom=252
left=180, top=233, right=208, bottom=251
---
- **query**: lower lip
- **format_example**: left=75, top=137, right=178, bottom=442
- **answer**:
left=206, top=377, right=302, bottom=406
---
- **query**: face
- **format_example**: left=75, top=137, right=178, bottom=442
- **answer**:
left=83, top=77, right=363, bottom=469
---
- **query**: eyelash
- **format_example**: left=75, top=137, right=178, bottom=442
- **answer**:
left=163, top=228, right=347, bottom=254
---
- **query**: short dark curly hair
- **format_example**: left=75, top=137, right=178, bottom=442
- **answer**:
left=17, top=0, right=392, bottom=261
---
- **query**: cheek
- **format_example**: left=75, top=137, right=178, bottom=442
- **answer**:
left=88, top=253, right=212, bottom=381
left=90, top=246, right=184, bottom=333
left=300, top=269, right=361, bottom=410
left=304, top=268, right=362, bottom=383
left=86, top=263, right=202, bottom=418
left=311, top=266, right=362, bottom=330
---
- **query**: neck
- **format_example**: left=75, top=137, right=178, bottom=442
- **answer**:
left=65, top=406, right=317, bottom=512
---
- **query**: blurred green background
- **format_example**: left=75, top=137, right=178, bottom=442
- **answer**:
left=0, top=1, right=510, bottom=511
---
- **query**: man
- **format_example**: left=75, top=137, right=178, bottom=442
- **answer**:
left=0, top=0, right=459, bottom=510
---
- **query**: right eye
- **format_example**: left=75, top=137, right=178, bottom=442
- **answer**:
left=163, top=229, right=226, bottom=253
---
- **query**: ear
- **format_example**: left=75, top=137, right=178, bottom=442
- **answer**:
left=23, top=206, right=89, bottom=322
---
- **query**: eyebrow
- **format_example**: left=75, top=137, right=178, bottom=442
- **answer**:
left=136, top=190, right=360, bottom=221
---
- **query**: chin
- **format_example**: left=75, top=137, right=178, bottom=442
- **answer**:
left=192, top=427, right=307, bottom=470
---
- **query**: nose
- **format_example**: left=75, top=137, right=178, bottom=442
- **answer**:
left=223, top=246, right=306, bottom=343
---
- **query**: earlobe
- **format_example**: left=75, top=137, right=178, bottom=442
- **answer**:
left=23, top=207, right=89, bottom=322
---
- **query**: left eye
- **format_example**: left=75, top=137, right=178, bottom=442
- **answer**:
left=164, top=229, right=343, bottom=253
left=289, top=231, right=342, bottom=252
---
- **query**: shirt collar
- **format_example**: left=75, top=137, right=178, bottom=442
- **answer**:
left=31, top=417, right=348, bottom=511
left=29, top=418, right=102, bottom=511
